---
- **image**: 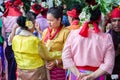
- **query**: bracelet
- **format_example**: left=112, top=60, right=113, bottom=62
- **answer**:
left=55, top=59, right=58, bottom=66
left=76, top=73, right=81, bottom=80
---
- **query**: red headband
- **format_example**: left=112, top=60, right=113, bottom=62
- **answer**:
left=67, top=9, right=79, bottom=18
left=111, top=7, right=120, bottom=18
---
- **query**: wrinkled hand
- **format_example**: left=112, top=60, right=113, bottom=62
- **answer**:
left=81, top=74, right=95, bottom=80
left=77, top=73, right=89, bottom=80
left=46, top=61, right=56, bottom=70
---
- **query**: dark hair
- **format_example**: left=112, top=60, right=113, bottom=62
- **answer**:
left=47, top=6, right=63, bottom=20
left=41, top=8, right=48, bottom=17
left=10, top=0, right=15, bottom=3
left=26, top=11, right=36, bottom=22
left=89, top=6, right=101, bottom=21
left=17, top=16, right=28, bottom=30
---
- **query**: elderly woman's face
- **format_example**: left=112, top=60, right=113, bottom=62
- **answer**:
left=111, top=18, right=120, bottom=32
left=47, top=13, right=61, bottom=29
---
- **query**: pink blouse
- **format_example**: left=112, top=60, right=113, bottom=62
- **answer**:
left=2, top=16, right=18, bottom=39
left=62, top=28, right=115, bottom=74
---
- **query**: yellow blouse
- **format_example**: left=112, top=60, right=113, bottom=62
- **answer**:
left=12, top=35, right=45, bottom=69
left=42, top=26, right=70, bottom=60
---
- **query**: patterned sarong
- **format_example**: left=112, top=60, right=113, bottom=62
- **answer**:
left=50, top=67, right=66, bottom=80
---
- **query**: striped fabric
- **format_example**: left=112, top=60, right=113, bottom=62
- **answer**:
left=69, top=69, right=105, bottom=80
left=50, top=67, right=66, bottom=80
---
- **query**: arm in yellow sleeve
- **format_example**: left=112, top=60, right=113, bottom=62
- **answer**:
left=39, top=40, right=62, bottom=60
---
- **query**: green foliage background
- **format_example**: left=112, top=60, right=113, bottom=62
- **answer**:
left=62, top=0, right=86, bottom=9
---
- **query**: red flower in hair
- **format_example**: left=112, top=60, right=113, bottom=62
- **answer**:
left=31, top=4, right=43, bottom=15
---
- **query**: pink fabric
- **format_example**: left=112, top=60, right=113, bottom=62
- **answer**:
left=62, top=28, right=115, bottom=74
left=2, top=16, right=18, bottom=39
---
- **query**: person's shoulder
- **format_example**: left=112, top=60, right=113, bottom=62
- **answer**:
left=60, top=26, right=70, bottom=36
left=62, top=26, right=70, bottom=33
left=70, top=28, right=80, bottom=34
left=98, top=32, right=112, bottom=41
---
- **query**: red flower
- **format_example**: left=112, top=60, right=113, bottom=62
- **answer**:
left=31, top=4, right=43, bottom=15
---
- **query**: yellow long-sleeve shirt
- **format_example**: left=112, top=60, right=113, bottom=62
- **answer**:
left=12, top=35, right=45, bottom=69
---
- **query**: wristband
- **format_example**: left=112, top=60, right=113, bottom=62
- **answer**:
left=55, top=59, right=58, bottom=66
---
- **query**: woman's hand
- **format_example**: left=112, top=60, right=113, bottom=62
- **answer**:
left=35, top=22, right=42, bottom=34
left=80, top=74, right=95, bottom=80
left=77, top=73, right=89, bottom=80
left=46, top=61, right=56, bottom=70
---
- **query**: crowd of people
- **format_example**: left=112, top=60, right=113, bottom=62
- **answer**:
left=0, top=0, right=120, bottom=80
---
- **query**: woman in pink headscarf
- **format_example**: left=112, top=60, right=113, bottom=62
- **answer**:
left=62, top=5, right=115, bottom=80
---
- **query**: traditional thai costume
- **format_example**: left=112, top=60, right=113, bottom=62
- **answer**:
left=42, top=26, right=70, bottom=80
left=12, top=30, right=48, bottom=80
left=62, top=22, right=115, bottom=80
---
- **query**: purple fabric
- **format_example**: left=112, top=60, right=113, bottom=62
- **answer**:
left=69, top=69, right=105, bottom=80
left=35, top=14, right=48, bottom=38
left=0, top=43, right=5, bottom=71
left=36, top=14, right=48, bottom=31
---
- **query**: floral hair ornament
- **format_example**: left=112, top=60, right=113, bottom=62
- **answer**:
left=25, top=20, right=33, bottom=29
left=31, top=3, right=43, bottom=15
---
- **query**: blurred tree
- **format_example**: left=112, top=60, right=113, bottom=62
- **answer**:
left=62, top=0, right=86, bottom=10
left=21, top=0, right=31, bottom=13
